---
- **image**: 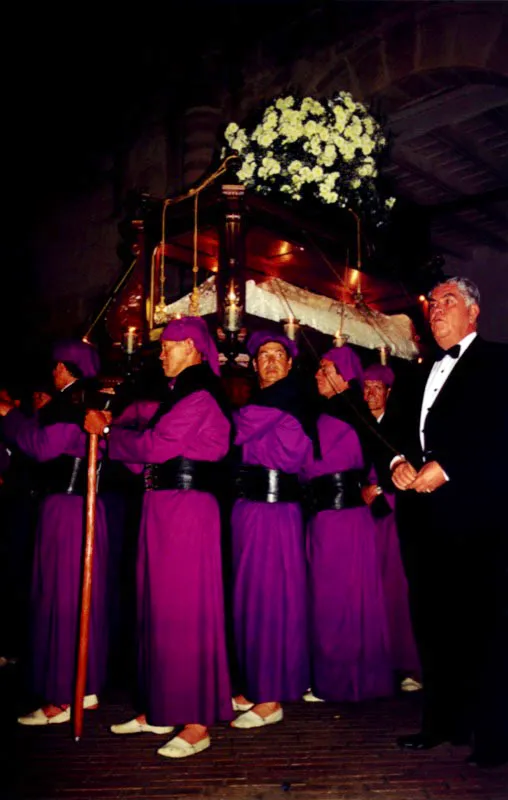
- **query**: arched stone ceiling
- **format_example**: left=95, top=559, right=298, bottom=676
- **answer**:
left=228, top=1, right=508, bottom=263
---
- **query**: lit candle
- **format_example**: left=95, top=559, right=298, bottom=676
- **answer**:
left=283, top=315, right=299, bottom=341
left=225, top=286, right=242, bottom=332
left=378, top=345, right=390, bottom=365
left=333, top=332, right=349, bottom=347
left=124, top=327, right=137, bottom=355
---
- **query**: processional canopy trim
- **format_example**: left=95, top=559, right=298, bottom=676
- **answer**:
left=153, top=276, right=419, bottom=360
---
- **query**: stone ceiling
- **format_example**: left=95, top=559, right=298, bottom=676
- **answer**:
left=225, top=0, right=508, bottom=275
left=376, top=65, right=508, bottom=263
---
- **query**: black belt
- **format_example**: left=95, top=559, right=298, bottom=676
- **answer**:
left=144, top=456, right=219, bottom=494
left=40, top=458, right=93, bottom=496
left=234, top=464, right=301, bottom=504
left=306, top=470, right=364, bottom=514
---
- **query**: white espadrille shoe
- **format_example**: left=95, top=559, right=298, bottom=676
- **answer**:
left=401, top=677, right=423, bottom=692
left=157, top=734, right=211, bottom=759
left=231, top=707, right=283, bottom=729
left=110, top=715, right=174, bottom=735
left=232, top=697, right=255, bottom=712
left=18, top=694, right=99, bottom=726
left=302, top=690, right=325, bottom=703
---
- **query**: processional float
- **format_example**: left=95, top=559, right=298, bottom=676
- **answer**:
left=74, top=160, right=421, bottom=738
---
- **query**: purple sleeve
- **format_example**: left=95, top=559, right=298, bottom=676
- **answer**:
left=2, top=408, right=86, bottom=462
left=109, top=401, right=161, bottom=472
left=113, top=400, right=160, bottom=430
left=109, top=391, right=216, bottom=465
left=234, top=406, right=290, bottom=445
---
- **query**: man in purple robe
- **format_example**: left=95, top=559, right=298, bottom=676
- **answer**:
left=85, top=317, right=232, bottom=759
left=0, top=339, right=107, bottom=724
left=230, top=331, right=313, bottom=729
left=302, top=346, right=393, bottom=703
left=362, top=364, right=421, bottom=691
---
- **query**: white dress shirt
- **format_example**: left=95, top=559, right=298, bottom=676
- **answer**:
left=419, top=331, right=477, bottom=452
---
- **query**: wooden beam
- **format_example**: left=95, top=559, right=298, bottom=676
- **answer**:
left=386, top=84, right=508, bottom=143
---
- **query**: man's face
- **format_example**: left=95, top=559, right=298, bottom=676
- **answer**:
left=429, top=283, right=479, bottom=349
left=52, top=362, right=72, bottom=391
left=364, top=379, right=390, bottom=415
left=315, top=359, right=348, bottom=398
left=160, top=338, right=196, bottom=378
left=254, top=342, right=292, bottom=388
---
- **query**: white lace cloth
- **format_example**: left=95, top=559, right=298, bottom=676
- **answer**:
left=154, top=276, right=419, bottom=360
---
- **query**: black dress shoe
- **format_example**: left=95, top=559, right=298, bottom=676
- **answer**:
left=397, top=732, right=445, bottom=750
left=466, top=750, right=508, bottom=768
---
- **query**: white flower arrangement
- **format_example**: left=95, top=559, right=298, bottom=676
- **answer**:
left=223, top=92, right=395, bottom=224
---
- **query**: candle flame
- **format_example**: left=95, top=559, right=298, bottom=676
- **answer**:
left=349, top=268, right=359, bottom=287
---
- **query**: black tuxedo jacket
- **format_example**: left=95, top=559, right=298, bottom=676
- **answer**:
left=387, top=336, right=508, bottom=533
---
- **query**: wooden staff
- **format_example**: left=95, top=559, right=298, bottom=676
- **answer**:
left=73, top=433, right=99, bottom=741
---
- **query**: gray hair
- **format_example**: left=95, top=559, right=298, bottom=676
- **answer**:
left=429, top=276, right=481, bottom=308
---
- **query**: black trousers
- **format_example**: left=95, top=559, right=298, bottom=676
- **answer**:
left=396, top=492, right=508, bottom=758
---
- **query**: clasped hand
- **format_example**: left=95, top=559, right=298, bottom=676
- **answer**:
left=84, top=409, right=112, bottom=436
left=392, top=459, right=447, bottom=494
left=361, top=484, right=383, bottom=506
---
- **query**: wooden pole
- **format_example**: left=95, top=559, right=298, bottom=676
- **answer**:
left=73, top=433, right=99, bottom=741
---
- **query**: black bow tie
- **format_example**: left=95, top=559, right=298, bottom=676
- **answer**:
left=436, top=344, right=461, bottom=360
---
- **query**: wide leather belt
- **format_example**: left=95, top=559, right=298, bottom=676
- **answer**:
left=307, top=470, right=364, bottom=514
left=40, top=458, right=93, bottom=496
left=234, top=464, right=301, bottom=504
left=144, top=456, right=218, bottom=494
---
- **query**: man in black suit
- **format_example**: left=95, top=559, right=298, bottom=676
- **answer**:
left=391, top=276, right=508, bottom=768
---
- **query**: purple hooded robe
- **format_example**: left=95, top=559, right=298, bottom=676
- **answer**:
left=107, top=386, right=233, bottom=727
left=303, top=412, right=393, bottom=702
left=363, top=365, right=420, bottom=677
left=2, top=409, right=109, bottom=705
left=231, top=405, right=313, bottom=703
left=367, top=463, right=420, bottom=677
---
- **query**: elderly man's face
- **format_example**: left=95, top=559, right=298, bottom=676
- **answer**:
left=254, top=342, right=292, bottom=388
left=364, top=379, right=390, bottom=415
left=429, top=283, right=479, bottom=349
left=160, top=338, right=198, bottom=378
